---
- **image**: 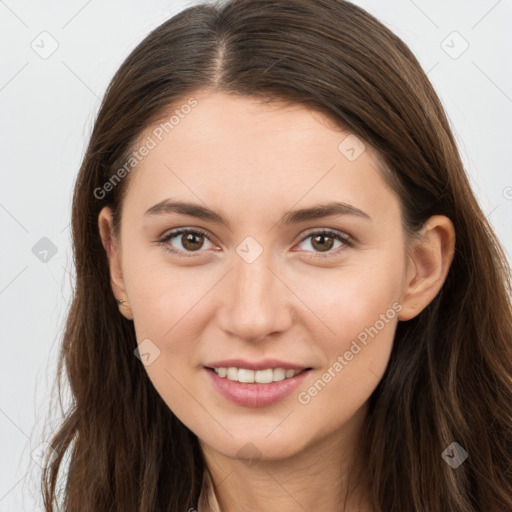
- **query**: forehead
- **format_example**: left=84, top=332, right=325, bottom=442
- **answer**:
left=122, top=91, right=397, bottom=222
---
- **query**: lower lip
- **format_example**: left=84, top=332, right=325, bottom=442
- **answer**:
left=204, top=367, right=311, bottom=408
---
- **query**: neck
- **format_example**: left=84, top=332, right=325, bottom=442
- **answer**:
left=199, top=403, right=375, bottom=512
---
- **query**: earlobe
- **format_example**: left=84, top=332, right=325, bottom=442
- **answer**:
left=398, top=215, right=455, bottom=322
left=98, top=207, right=134, bottom=320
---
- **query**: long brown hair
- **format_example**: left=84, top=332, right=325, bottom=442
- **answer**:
left=41, top=0, right=512, bottom=510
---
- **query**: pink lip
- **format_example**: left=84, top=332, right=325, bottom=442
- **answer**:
left=204, top=358, right=309, bottom=371
left=204, top=367, right=312, bottom=408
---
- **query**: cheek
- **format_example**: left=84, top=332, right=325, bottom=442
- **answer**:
left=294, top=252, right=402, bottom=391
left=295, top=285, right=399, bottom=426
left=121, top=245, right=210, bottom=336
left=297, top=255, right=403, bottom=340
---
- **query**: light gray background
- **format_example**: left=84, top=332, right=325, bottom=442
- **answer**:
left=1, top=1, right=511, bottom=510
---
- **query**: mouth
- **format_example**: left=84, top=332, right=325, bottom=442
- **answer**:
left=203, top=365, right=313, bottom=408
left=204, top=366, right=312, bottom=384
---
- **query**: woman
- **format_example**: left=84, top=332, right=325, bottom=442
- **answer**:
left=41, top=0, right=512, bottom=510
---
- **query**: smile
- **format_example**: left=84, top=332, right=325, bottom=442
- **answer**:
left=210, top=366, right=307, bottom=383
left=204, top=367, right=312, bottom=408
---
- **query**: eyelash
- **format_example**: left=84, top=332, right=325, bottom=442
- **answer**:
left=157, top=227, right=355, bottom=258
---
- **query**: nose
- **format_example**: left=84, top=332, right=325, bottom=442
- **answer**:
left=218, top=251, right=293, bottom=343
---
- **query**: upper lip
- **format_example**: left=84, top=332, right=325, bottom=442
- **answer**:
left=205, top=358, right=311, bottom=371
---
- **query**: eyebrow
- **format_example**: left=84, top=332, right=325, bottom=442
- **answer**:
left=144, top=199, right=371, bottom=228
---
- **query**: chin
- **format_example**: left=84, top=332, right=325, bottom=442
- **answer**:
left=198, top=426, right=313, bottom=463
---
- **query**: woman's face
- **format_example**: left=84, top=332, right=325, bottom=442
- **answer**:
left=99, top=91, right=424, bottom=462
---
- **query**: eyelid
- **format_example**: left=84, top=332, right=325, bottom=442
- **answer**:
left=157, top=226, right=355, bottom=257
left=157, top=226, right=216, bottom=257
left=294, top=228, right=355, bottom=257
left=299, top=227, right=354, bottom=244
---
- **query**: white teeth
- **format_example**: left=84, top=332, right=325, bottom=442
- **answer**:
left=226, top=367, right=238, bottom=380
left=238, top=368, right=254, bottom=383
left=255, top=369, right=274, bottom=383
left=212, top=366, right=304, bottom=383
left=272, top=368, right=286, bottom=381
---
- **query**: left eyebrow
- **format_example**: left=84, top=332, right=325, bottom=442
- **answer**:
left=281, top=201, right=371, bottom=224
left=144, top=199, right=371, bottom=229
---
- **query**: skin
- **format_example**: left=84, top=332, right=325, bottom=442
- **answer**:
left=98, top=91, right=455, bottom=512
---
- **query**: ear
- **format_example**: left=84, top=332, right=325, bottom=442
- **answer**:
left=98, top=206, right=133, bottom=320
left=398, top=215, right=455, bottom=322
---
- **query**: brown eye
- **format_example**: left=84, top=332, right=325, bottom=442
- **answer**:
left=181, top=232, right=205, bottom=251
left=296, top=229, right=353, bottom=256
left=159, top=228, right=214, bottom=254
left=310, top=234, right=335, bottom=252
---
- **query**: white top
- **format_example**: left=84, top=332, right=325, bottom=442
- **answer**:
left=197, top=468, right=222, bottom=512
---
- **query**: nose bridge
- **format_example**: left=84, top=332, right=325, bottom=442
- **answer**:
left=220, top=247, right=291, bottom=341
